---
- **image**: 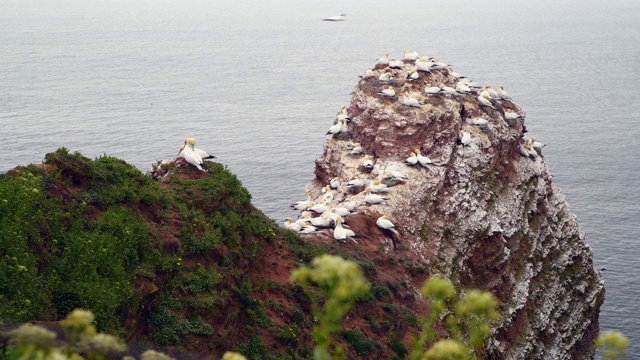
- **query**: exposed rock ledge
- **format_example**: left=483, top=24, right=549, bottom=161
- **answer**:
left=299, top=59, right=605, bottom=358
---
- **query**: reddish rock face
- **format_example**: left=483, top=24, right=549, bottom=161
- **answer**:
left=298, top=59, right=604, bottom=358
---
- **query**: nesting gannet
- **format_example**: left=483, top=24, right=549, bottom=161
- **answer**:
left=403, top=50, right=419, bottom=61
left=402, top=94, right=421, bottom=107
left=461, top=78, right=482, bottom=89
left=385, top=169, right=407, bottom=181
left=347, top=178, right=366, bottom=189
left=497, top=85, right=512, bottom=101
left=326, top=119, right=343, bottom=135
left=424, top=84, right=441, bottom=94
left=332, top=206, right=352, bottom=217
left=415, top=149, right=433, bottom=166
left=310, top=213, right=332, bottom=227
left=455, top=82, right=473, bottom=94
left=322, top=185, right=334, bottom=202
left=284, top=218, right=302, bottom=232
left=360, top=66, right=375, bottom=79
left=405, top=151, right=418, bottom=166
left=364, top=187, right=387, bottom=204
left=480, top=87, right=492, bottom=99
left=448, top=67, right=462, bottom=79
left=336, top=105, right=350, bottom=121
left=478, top=93, right=496, bottom=109
left=486, top=85, right=500, bottom=99
left=329, top=177, right=340, bottom=189
left=350, top=142, right=363, bottom=155
left=341, top=199, right=359, bottom=211
left=468, top=117, right=489, bottom=126
left=504, top=111, right=521, bottom=120
left=439, top=84, right=459, bottom=96
left=310, top=201, right=329, bottom=213
left=376, top=52, right=390, bottom=66
left=376, top=215, right=399, bottom=235
left=406, top=66, right=420, bottom=81
left=323, top=14, right=346, bottom=21
left=379, top=86, right=396, bottom=97
left=177, top=146, right=216, bottom=160
left=415, top=57, right=435, bottom=72
left=460, top=126, right=472, bottom=146
left=389, top=58, right=405, bottom=69
left=532, top=138, right=546, bottom=151
left=181, top=138, right=205, bottom=171
left=362, top=158, right=374, bottom=169
left=300, top=224, right=318, bottom=234
left=291, top=193, right=313, bottom=211
left=333, top=216, right=356, bottom=242
left=369, top=180, right=389, bottom=193
left=339, top=118, right=349, bottom=133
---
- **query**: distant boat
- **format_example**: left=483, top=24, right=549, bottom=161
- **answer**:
left=323, top=14, right=346, bottom=21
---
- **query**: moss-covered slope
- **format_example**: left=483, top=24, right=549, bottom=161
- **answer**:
left=0, top=149, right=421, bottom=359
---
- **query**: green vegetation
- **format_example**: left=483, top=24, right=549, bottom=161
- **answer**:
left=596, top=331, right=629, bottom=360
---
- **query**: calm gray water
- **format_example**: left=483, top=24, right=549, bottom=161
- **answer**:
left=2, top=0, right=639, bottom=356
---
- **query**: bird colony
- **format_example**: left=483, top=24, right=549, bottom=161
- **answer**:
left=286, top=50, right=546, bottom=248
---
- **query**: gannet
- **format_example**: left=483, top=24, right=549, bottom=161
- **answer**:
left=379, top=86, right=396, bottom=97
left=350, top=143, right=363, bottom=155
left=334, top=216, right=356, bottom=242
left=326, top=119, right=343, bottom=135
left=424, top=84, right=441, bottom=94
left=504, top=111, right=521, bottom=120
left=406, top=66, right=420, bottom=81
left=480, top=87, right=492, bottom=99
left=181, top=138, right=205, bottom=171
left=402, top=94, right=421, bottom=107
left=461, top=78, right=482, bottom=89
left=322, top=185, right=334, bottom=202
left=439, top=84, right=459, bottom=96
left=323, top=14, right=346, bottom=21
left=468, top=117, right=489, bottom=126
left=497, top=85, right=512, bottom=101
left=291, top=193, right=313, bottom=210
left=364, top=187, right=387, bottom=204
left=415, top=149, right=433, bottom=166
left=448, top=67, right=462, bottom=79
left=310, top=201, right=329, bottom=213
left=310, top=213, right=332, bottom=227
left=415, top=57, right=435, bottom=72
left=385, top=169, right=407, bottom=181
left=300, top=224, right=318, bottom=234
left=378, top=72, right=394, bottom=82
left=432, top=58, right=448, bottom=70
left=532, top=138, right=546, bottom=151
left=389, top=58, right=405, bottom=69
left=284, top=218, right=302, bottom=232
left=478, top=93, right=496, bottom=109
left=178, top=145, right=216, bottom=160
left=455, top=82, right=473, bottom=94
left=347, top=178, right=366, bottom=189
left=332, top=206, right=352, bottom=217
left=376, top=215, right=399, bottom=235
left=369, top=180, right=389, bottom=193
left=405, top=151, right=418, bottom=166
left=341, top=199, right=359, bottom=211
left=336, top=105, right=350, bottom=121
left=329, top=177, right=340, bottom=189
left=376, top=52, right=390, bottom=66
left=339, top=118, right=349, bottom=133
left=360, top=66, right=375, bottom=79
left=460, top=126, right=472, bottom=146
left=486, top=85, right=499, bottom=99
left=403, top=50, right=419, bottom=61
left=362, top=159, right=374, bottom=169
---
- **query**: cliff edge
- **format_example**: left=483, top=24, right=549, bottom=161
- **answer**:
left=299, top=55, right=605, bottom=359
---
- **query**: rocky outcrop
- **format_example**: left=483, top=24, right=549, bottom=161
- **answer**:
left=300, top=59, right=604, bottom=358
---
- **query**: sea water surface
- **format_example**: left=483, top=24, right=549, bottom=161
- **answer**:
left=2, top=0, right=639, bottom=356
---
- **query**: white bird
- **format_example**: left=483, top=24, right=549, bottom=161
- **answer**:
left=415, top=57, right=435, bottom=72
left=341, top=199, right=359, bottom=211
left=379, top=86, right=396, bottom=97
left=334, top=216, right=356, bottom=242
left=181, top=138, right=205, bottom=171
left=406, top=66, right=420, bottom=81
left=350, top=143, right=363, bottom=155
left=532, top=138, right=546, bottom=151
left=497, top=85, right=512, bottom=101
left=376, top=215, right=399, bottom=235
left=369, top=180, right=388, bottom=193
left=385, top=169, right=407, bottom=181
left=329, top=177, right=340, bottom=189
left=310, top=213, right=332, bottom=227
left=402, top=94, right=421, bottom=107
left=376, top=52, right=390, bottom=66
left=448, top=67, right=462, bottom=79
left=291, top=193, right=313, bottom=210
left=336, top=105, right=350, bottom=121
left=468, top=117, right=489, bottom=126
left=339, top=119, right=349, bottom=133
left=455, top=82, right=473, bottom=94
left=504, top=111, right=521, bottom=120
left=283, top=217, right=302, bottom=232
left=486, top=85, right=500, bottom=99
left=326, top=119, right=343, bottom=135
left=460, top=126, right=472, bottom=146
left=347, top=178, right=366, bottom=189
left=360, top=66, right=375, bottom=79
left=389, top=58, right=405, bottom=69
left=378, top=72, right=394, bottom=82
left=362, top=159, right=374, bottom=169
left=439, top=84, right=459, bottom=96
left=321, top=185, right=334, bottom=202
left=300, top=225, right=318, bottom=234
left=177, top=145, right=216, bottom=160
left=478, top=93, right=496, bottom=109
left=323, top=13, right=346, bottom=21
left=480, top=87, right=492, bottom=99
left=310, top=201, right=329, bottom=213
left=415, top=149, right=433, bottom=166
left=332, top=206, right=352, bottom=217
left=405, top=151, right=418, bottom=166
left=424, top=84, right=441, bottom=94
left=403, top=50, right=419, bottom=61
left=364, top=187, right=387, bottom=204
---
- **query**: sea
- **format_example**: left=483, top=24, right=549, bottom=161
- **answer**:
left=1, top=0, right=639, bottom=357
